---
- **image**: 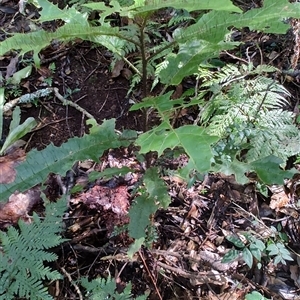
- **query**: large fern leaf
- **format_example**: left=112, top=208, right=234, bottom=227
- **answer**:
left=0, top=199, right=67, bottom=300
left=0, top=119, right=131, bottom=202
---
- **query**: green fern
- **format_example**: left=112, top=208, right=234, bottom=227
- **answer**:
left=197, top=63, right=300, bottom=163
left=81, top=275, right=148, bottom=300
left=0, top=199, right=67, bottom=300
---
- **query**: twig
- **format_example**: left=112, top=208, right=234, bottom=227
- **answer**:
left=138, top=250, right=162, bottom=300
left=53, top=87, right=95, bottom=120
left=3, top=87, right=96, bottom=120
left=60, top=266, right=83, bottom=300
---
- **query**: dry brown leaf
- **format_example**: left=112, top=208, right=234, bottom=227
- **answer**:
left=0, top=148, right=26, bottom=184
left=121, top=68, right=133, bottom=80
left=111, top=59, right=125, bottom=78
left=5, top=56, right=18, bottom=78
left=71, top=185, right=129, bottom=216
left=270, top=190, right=290, bottom=210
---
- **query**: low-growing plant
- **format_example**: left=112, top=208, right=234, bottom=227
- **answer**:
left=222, top=229, right=293, bottom=269
left=0, top=0, right=300, bottom=298
left=81, top=275, right=149, bottom=299
left=0, top=88, right=37, bottom=156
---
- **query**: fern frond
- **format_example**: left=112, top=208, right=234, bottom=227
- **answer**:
left=0, top=199, right=67, bottom=300
left=247, top=110, right=300, bottom=161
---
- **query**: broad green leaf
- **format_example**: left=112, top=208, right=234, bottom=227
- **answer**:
left=126, top=0, right=242, bottom=14
left=9, top=106, right=21, bottom=132
left=36, top=0, right=88, bottom=24
left=10, top=65, right=32, bottom=85
left=0, top=117, right=37, bottom=155
left=245, top=291, right=269, bottom=300
left=136, top=123, right=218, bottom=172
left=143, top=167, right=170, bottom=208
left=128, top=194, right=158, bottom=239
left=266, top=243, right=279, bottom=256
left=249, top=244, right=262, bottom=262
left=243, top=247, right=253, bottom=268
left=212, top=158, right=249, bottom=184
left=159, top=0, right=300, bottom=84
left=88, top=167, right=132, bottom=181
left=221, top=249, right=240, bottom=264
left=159, top=40, right=238, bottom=85
left=251, top=155, right=296, bottom=184
left=0, top=119, right=130, bottom=201
left=226, top=235, right=245, bottom=249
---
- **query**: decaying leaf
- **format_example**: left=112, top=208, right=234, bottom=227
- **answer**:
left=0, top=148, right=26, bottom=184
left=0, top=187, right=41, bottom=227
left=111, top=59, right=125, bottom=78
left=71, top=184, right=129, bottom=216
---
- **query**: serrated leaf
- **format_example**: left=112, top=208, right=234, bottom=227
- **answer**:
left=221, top=249, right=240, bottom=264
left=251, top=155, right=296, bottom=184
left=136, top=123, right=218, bottom=172
left=243, top=247, right=253, bottom=268
left=0, top=119, right=129, bottom=201
left=36, top=0, right=88, bottom=24
left=128, top=194, right=157, bottom=239
left=125, top=0, right=242, bottom=15
left=159, top=0, right=300, bottom=85
left=127, top=237, right=145, bottom=259
left=143, top=167, right=170, bottom=208
left=0, top=23, right=119, bottom=66
left=212, top=158, right=249, bottom=184
left=159, top=40, right=238, bottom=85
left=88, top=167, right=132, bottom=181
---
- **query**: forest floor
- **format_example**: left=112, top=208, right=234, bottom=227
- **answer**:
left=1, top=1, right=300, bottom=299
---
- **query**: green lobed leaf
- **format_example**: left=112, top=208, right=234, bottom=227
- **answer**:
left=126, top=0, right=242, bottom=14
left=0, top=119, right=130, bottom=201
left=159, top=40, right=239, bottom=85
left=212, top=158, right=249, bottom=184
left=136, top=122, right=218, bottom=172
left=0, top=23, right=120, bottom=66
left=251, top=155, right=296, bottom=184
left=143, top=167, right=171, bottom=208
left=128, top=194, right=158, bottom=239
left=159, top=0, right=300, bottom=85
